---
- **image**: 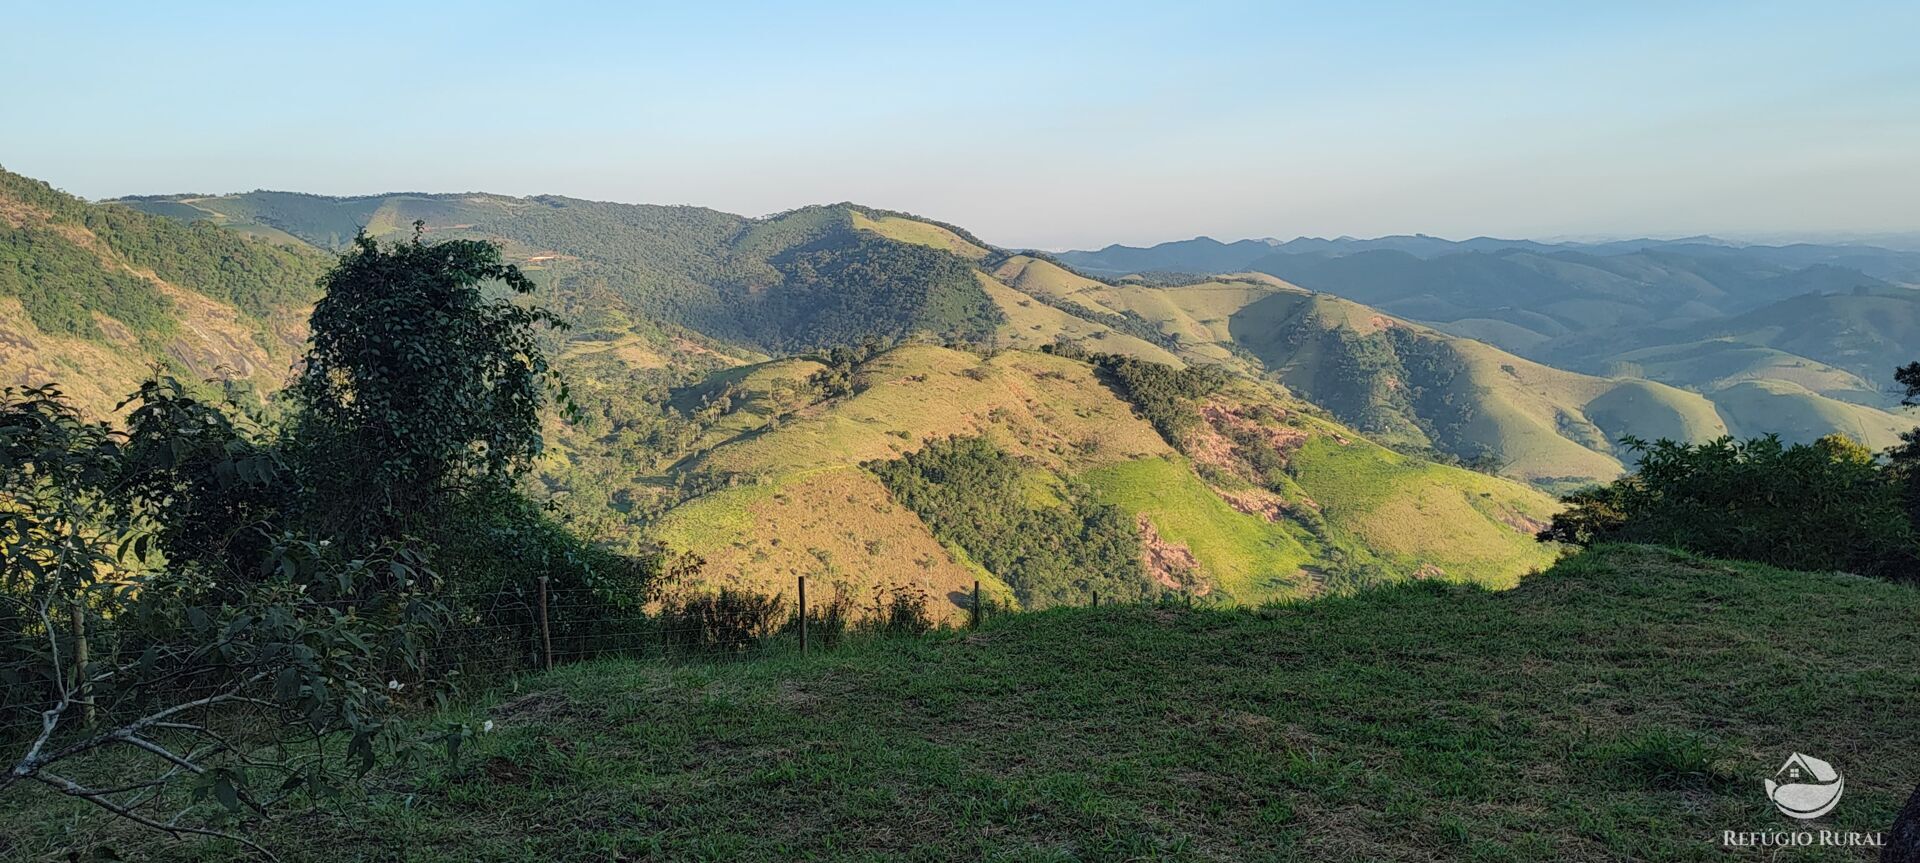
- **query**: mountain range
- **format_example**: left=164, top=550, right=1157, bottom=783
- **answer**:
left=5, top=165, right=1915, bottom=617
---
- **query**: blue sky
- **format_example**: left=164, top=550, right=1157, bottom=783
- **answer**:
left=3, top=1, right=1915, bottom=248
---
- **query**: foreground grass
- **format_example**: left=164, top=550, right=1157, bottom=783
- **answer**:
left=8, top=545, right=1918, bottom=861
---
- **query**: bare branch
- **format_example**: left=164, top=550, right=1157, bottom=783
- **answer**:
left=33, top=771, right=281, bottom=862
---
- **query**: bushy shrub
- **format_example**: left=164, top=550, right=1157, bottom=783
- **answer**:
left=782, top=588, right=855, bottom=649
left=864, top=585, right=935, bottom=637
left=657, top=588, right=788, bottom=654
left=1540, top=434, right=1918, bottom=579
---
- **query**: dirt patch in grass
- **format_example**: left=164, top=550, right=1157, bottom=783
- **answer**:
left=1137, top=515, right=1208, bottom=595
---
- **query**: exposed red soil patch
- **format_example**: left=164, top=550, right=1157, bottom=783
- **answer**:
left=1495, top=508, right=1549, bottom=536
left=1137, top=516, right=1209, bottom=596
left=1217, top=488, right=1288, bottom=522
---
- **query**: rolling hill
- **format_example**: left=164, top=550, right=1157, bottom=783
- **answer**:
left=583, top=342, right=1560, bottom=615
left=7, top=170, right=1553, bottom=615
left=1056, top=230, right=1920, bottom=466
left=10, top=163, right=1914, bottom=615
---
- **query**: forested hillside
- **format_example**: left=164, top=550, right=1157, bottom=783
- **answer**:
left=0, top=168, right=328, bottom=413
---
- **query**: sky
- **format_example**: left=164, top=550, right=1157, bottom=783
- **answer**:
left=3, top=1, right=1917, bottom=249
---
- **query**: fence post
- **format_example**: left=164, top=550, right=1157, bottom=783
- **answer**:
left=72, top=600, right=92, bottom=726
left=537, top=576, right=553, bottom=672
left=971, top=580, right=981, bottom=629
left=798, top=574, right=809, bottom=656
left=1092, top=589, right=1099, bottom=608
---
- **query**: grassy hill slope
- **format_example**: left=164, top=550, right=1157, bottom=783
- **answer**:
left=18, top=545, right=1911, bottom=861
left=638, top=345, right=1555, bottom=613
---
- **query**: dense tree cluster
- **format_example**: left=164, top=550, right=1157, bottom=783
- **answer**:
left=0, top=169, right=327, bottom=333
left=866, top=436, right=1147, bottom=608
left=749, top=233, right=1001, bottom=352
left=1045, top=345, right=1229, bottom=438
left=0, top=223, right=175, bottom=340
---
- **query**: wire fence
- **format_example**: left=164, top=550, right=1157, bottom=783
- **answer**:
left=0, top=575, right=1044, bottom=738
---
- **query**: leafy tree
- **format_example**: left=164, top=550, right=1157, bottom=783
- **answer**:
left=1, top=224, right=672, bottom=857
left=0, top=385, right=445, bottom=857
left=1888, top=361, right=1920, bottom=524
left=291, top=223, right=573, bottom=541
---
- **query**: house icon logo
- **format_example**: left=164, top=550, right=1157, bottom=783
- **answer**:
left=1764, top=753, right=1844, bottom=820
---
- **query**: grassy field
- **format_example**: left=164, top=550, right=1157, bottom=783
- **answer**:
left=11, top=545, right=1914, bottom=861
left=850, top=211, right=990, bottom=261
left=1083, top=455, right=1316, bottom=602
left=1283, top=431, right=1559, bottom=587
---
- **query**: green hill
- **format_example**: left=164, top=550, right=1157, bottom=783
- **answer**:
left=1057, top=233, right=1920, bottom=450
left=15, top=545, right=1912, bottom=861
left=1219, top=290, right=1914, bottom=487
left=0, top=167, right=1887, bottom=603
left=0, top=167, right=329, bottom=414
left=123, top=192, right=1005, bottom=355
left=631, top=344, right=1556, bottom=615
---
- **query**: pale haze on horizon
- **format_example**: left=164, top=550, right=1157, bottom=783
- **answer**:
left=3, top=0, right=1916, bottom=250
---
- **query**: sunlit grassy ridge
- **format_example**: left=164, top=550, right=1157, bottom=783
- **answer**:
left=851, top=210, right=991, bottom=260
left=647, top=343, right=1557, bottom=611
left=1709, top=378, right=1914, bottom=450
left=18, top=545, right=1913, bottom=861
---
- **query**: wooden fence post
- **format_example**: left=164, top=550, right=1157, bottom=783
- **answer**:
left=72, top=600, right=92, bottom=726
left=971, top=580, right=981, bottom=629
left=798, top=575, right=809, bottom=656
left=537, top=576, right=553, bottom=672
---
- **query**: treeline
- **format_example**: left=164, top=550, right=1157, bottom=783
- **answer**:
left=866, top=436, right=1148, bottom=608
left=1542, top=426, right=1920, bottom=580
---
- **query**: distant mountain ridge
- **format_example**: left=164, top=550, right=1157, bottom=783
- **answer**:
left=1056, top=228, right=1920, bottom=428
left=1058, top=232, right=1920, bottom=275
left=103, top=181, right=1920, bottom=478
